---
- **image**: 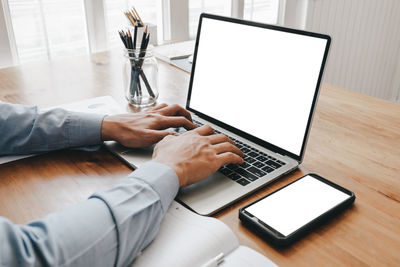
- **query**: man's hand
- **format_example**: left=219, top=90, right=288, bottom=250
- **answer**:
left=152, top=125, right=244, bottom=187
left=101, top=104, right=196, bottom=147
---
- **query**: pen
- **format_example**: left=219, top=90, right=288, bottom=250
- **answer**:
left=200, top=253, right=224, bottom=267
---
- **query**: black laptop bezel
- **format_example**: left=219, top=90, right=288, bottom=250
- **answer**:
left=186, top=13, right=331, bottom=163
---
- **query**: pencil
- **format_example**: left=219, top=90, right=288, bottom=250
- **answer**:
left=133, top=26, right=138, bottom=49
left=124, top=11, right=136, bottom=26
left=136, top=72, right=142, bottom=96
left=140, top=69, right=155, bottom=98
left=145, top=32, right=150, bottom=49
left=120, top=7, right=157, bottom=102
left=140, top=25, right=148, bottom=50
left=132, top=7, right=144, bottom=27
left=118, top=31, right=127, bottom=48
left=129, top=10, right=138, bottom=25
left=130, top=31, right=135, bottom=49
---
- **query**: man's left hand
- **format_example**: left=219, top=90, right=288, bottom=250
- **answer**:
left=101, top=104, right=196, bottom=147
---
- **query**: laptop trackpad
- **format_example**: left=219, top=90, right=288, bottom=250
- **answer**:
left=177, top=172, right=240, bottom=216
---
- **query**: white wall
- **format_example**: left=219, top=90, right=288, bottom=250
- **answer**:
left=305, top=0, right=400, bottom=103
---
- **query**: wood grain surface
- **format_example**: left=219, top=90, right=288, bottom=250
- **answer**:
left=0, top=51, right=399, bottom=266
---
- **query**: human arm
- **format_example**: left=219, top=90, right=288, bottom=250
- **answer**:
left=1, top=125, right=243, bottom=266
left=0, top=102, right=104, bottom=156
left=0, top=102, right=195, bottom=156
left=0, top=162, right=178, bottom=267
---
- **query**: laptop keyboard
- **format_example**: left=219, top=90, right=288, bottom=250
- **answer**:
left=192, top=120, right=286, bottom=186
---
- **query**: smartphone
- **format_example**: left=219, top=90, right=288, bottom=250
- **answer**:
left=239, top=173, right=355, bottom=246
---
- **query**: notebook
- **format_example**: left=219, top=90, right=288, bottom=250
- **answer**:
left=109, top=13, right=331, bottom=216
left=131, top=201, right=276, bottom=267
left=154, top=40, right=195, bottom=73
left=153, top=40, right=195, bottom=61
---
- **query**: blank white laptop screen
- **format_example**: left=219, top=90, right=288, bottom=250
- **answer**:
left=189, top=17, right=328, bottom=156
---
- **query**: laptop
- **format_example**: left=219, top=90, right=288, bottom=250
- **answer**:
left=107, top=13, right=330, bottom=215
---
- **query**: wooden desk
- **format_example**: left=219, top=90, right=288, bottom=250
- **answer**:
left=0, top=51, right=399, bottom=266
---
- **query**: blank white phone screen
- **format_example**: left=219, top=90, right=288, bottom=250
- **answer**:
left=189, top=18, right=328, bottom=156
left=245, top=175, right=350, bottom=236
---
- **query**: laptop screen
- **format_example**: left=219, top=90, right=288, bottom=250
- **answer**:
left=187, top=14, right=330, bottom=160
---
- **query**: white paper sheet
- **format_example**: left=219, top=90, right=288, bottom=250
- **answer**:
left=132, top=201, right=239, bottom=267
left=132, top=201, right=276, bottom=267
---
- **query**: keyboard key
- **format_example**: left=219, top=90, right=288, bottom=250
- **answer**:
left=226, top=164, right=239, bottom=170
left=235, top=168, right=259, bottom=181
left=265, top=160, right=282, bottom=169
left=240, top=162, right=251, bottom=168
left=248, top=151, right=259, bottom=158
left=219, top=167, right=232, bottom=176
left=262, top=166, right=274, bottom=173
left=244, top=157, right=256, bottom=164
left=247, top=166, right=267, bottom=178
left=256, top=155, right=268, bottom=162
left=228, top=172, right=241, bottom=180
left=253, top=161, right=266, bottom=168
left=194, top=120, right=203, bottom=126
left=190, top=122, right=285, bottom=174
left=241, top=147, right=251, bottom=153
left=236, top=178, right=250, bottom=186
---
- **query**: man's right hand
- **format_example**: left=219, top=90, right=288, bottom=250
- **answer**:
left=152, top=125, right=244, bottom=187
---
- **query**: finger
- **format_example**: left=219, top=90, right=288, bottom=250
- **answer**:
left=150, top=103, right=168, bottom=111
left=213, top=142, right=244, bottom=157
left=161, top=116, right=196, bottom=130
left=193, top=125, right=214, bottom=136
left=207, top=134, right=234, bottom=145
left=217, top=152, right=244, bottom=166
left=147, top=130, right=179, bottom=142
left=157, top=104, right=193, bottom=121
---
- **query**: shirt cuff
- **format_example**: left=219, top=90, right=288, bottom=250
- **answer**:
left=89, top=161, right=179, bottom=266
left=67, top=111, right=106, bottom=147
left=127, top=161, right=179, bottom=212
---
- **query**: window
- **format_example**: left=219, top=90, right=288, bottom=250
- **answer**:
left=188, top=0, right=231, bottom=39
left=104, top=0, right=158, bottom=49
left=188, top=0, right=280, bottom=40
left=2, top=0, right=282, bottom=66
left=8, top=0, right=88, bottom=63
left=244, top=0, right=279, bottom=24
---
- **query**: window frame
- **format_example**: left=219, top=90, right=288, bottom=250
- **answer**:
left=1, top=0, right=286, bottom=67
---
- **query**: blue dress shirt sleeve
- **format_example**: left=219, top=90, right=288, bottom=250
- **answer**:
left=0, top=102, right=105, bottom=155
left=0, top=101, right=181, bottom=266
left=0, top=161, right=180, bottom=267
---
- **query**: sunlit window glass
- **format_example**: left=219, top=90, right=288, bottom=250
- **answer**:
left=8, top=0, right=89, bottom=63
